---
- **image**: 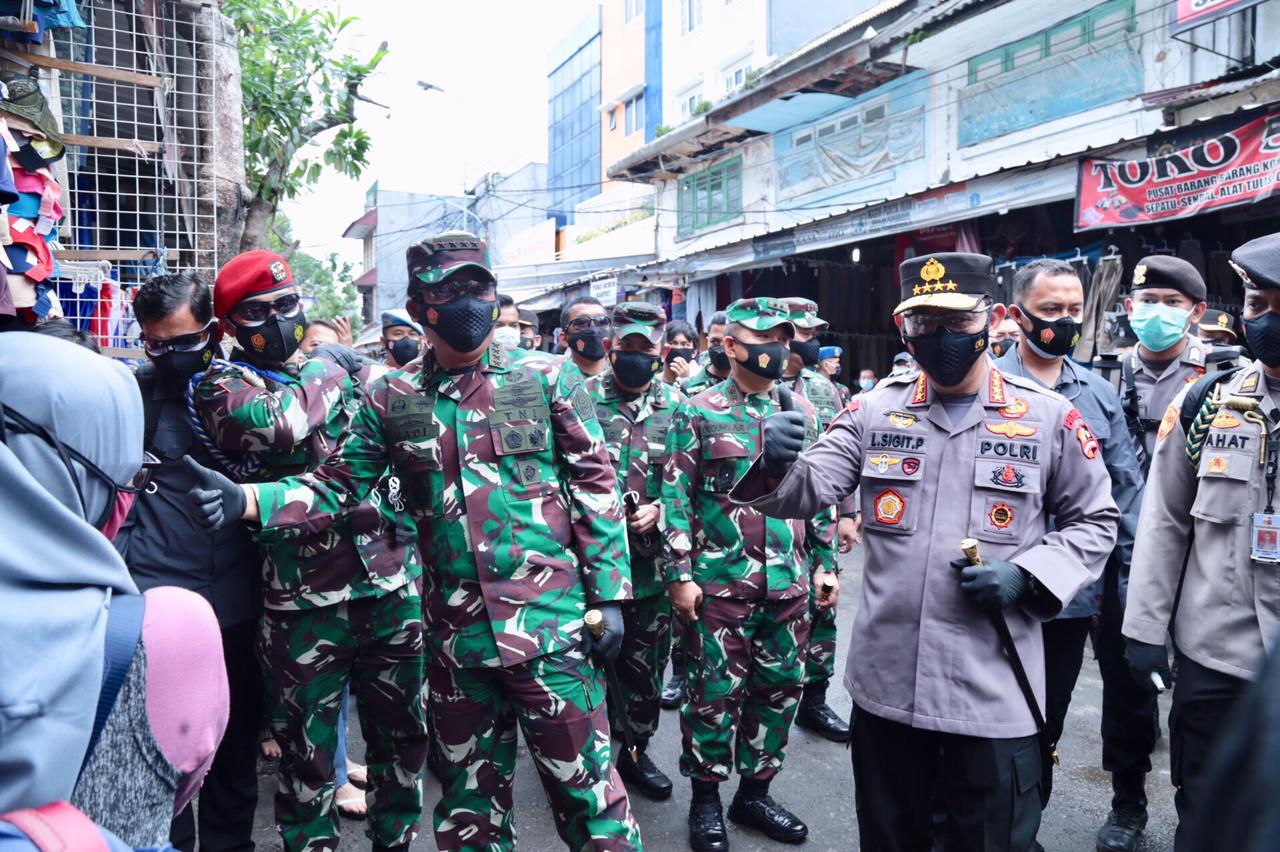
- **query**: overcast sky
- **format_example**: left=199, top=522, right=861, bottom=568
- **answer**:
left=281, top=0, right=598, bottom=262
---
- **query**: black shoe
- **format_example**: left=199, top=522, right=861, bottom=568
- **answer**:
left=727, top=793, right=808, bottom=844
left=795, top=699, right=850, bottom=743
left=617, top=749, right=673, bottom=800
left=688, top=800, right=729, bottom=852
left=662, top=672, right=686, bottom=709
left=1095, top=807, right=1146, bottom=852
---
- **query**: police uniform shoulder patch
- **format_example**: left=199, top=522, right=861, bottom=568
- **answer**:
left=873, top=489, right=905, bottom=525
left=988, top=370, right=1007, bottom=405
left=1241, top=372, right=1260, bottom=393
left=910, top=374, right=929, bottom=405
left=1157, top=403, right=1179, bottom=442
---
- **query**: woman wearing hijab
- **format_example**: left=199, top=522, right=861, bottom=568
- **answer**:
left=0, top=333, right=229, bottom=848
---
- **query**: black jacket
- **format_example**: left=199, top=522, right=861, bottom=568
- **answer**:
left=114, top=363, right=261, bottom=627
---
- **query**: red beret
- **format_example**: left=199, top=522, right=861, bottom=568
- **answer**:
left=214, top=250, right=294, bottom=319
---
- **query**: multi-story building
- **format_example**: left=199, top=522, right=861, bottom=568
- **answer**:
left=548, top=9, right=603, bottom=226
left=468, top=163, right=550, bottom=266
left=342, top=183, right=475, bottom=321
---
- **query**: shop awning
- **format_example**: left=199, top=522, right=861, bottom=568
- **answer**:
left=342, top=208, right=377, bottom=240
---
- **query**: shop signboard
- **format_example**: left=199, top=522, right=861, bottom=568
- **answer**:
left=1169, top=0, right=1266, bottom=35
left=1075, top=108, right=1280, bottom=232
left=590, top=276, right=619, bottom=307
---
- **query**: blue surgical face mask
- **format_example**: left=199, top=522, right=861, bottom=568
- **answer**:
left=1130, top=302, right=1191, bottom=353
left=859, top=378, right=875, bottom=392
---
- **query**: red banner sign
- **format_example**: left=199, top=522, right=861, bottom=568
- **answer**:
left=1076, top=109, right=1280, bottom=232
left=1170, top=0, right=1265, bottom=35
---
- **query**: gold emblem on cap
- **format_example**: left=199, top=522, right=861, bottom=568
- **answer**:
left=1133, top=264, right=1147, bottom=285
left=1218, top=313, right=1230, bottom=327
left=269, top=260, right=288, bottom=283
left=1229, top=259, right=1254, bottom=287
left=915, top=257, right=958, bottom=294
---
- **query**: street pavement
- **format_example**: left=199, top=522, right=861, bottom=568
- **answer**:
left=251, top=547, right=1178, bottom=850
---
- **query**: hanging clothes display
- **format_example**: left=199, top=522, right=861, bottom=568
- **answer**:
left=1075, top=252, right=1125, bottom=361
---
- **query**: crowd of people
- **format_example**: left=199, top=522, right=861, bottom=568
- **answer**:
left=2, top=227, right=1279, bottom=852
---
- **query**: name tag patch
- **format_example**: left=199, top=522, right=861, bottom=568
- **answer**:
left=978, top=439, right=1040, bottom=462
left=870, top=431, right=926, bottom=451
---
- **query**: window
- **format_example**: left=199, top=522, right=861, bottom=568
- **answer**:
left=817, top=123, right=836, bottom=139
left=793, top=131, right=812, bottom=146
left=723, top=65, right=749, bottom=94
left=624, top=93, right=645, bottom=136
left=966, top=0, right=1134, bottom=83
left=625, top=0, right=642, bottom=23
left=839, top=115, right=859, bottom=131
left=863, top=103, right=886, bottom=122
left=677, top=156, right=743, bottom=236
left=608, top=107, right=617, bottom=131
left=681, top=92, right=700, bottom=117
left=681, top=0, right=702, bottom=33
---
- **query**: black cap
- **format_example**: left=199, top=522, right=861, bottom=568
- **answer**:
left=894, top=253, right=994, bottom=316
left=1131, top=255, right=1206, bottom=302
left=1198, top=309, right=1237, bottom=339
left=1230, top=233, right=1280, bottom=290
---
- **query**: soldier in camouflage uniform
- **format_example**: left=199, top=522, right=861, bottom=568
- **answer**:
left=584, top=301, right=685, bottom=801
left=662, top=297, right=839, bottom=851
left=192, top=234, right=643, bottom=852
left=187, top=250, right=428, bottom=852
left=780, top=297, right=852, bottom=744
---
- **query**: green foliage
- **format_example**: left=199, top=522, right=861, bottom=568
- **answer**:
left=692, top=99, right=712, bottom=116
left=269, top=218, right=359, bottom=323
left=743, top=69, right=760, bottom=89
left=655, top=124, right=673, bottom=137
left=224, top=0, right=386, bottom=245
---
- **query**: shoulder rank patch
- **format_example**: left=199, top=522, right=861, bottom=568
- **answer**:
left=1212, top=411, right=1242, bottom=429
left=1076, top=422, right=1100, bottom=459
left=1063, top=408, right=1084, bottom=430
left=911, top=374, right=929, bottom=405
left=1157, top=404, right=1179, bottom=442
left=997, top=398, right=1029, bottom=419
left=988, top=369, right=1008, bottom=405
left=1241, top=372, right=1260, bottom=393
left=986, top=421, right=1038, bottom=439
left=886, top=410, right=917, bottom=428
left=873, top=488, right=905, bottom=525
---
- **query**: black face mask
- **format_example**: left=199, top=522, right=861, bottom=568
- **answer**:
left=519, top=338, right=536, bottom=350
left=666, top=347, right=695, bottom=367
left=387, top=337, right=421, bottom=366
left=153, top=345, right=216, bottom=386
left=611, top=350, right=662, bottom=390
left=421, top=295, right=498, bottom=354
left=1016, top=305, right=1081, bottom=359
left=906, top=328, right=989, bottom=388
left=1245, top=312, right=1280, bottom=368
left=990, top=339, right=1016, bottom=359
left=791, top=338, right=821, bottom=367
left=568, top=328, right=608, bottom=361
left=234, top=310, right=306, bottom=365
left=731, top=339, right=789, bottom=381
left=708, top=344, right=731, bottom=374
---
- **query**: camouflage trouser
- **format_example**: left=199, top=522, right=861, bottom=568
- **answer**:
left=804, top=581, right=838, bottom=685
left=259, top=584, right=428, bottom=852
left=609, top=592, right=672, bottom=747
left=680, top=594, right=810, bottom=783
left=426, top=647, right=643, bottom=852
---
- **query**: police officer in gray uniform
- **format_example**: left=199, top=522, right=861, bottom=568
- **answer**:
left=733, top=252, right=1119, bottom=851
left=1121, top=256, right=1210, bottom=474
left=996, top=258, right=1148, bottom=851
left=1124, top=231, right=1280, bottom=850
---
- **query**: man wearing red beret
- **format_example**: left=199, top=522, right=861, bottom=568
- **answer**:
left=187, top=250, right=429, bottom=852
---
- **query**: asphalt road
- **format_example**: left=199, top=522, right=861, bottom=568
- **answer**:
left=250, top=547, right=1178, bottom=850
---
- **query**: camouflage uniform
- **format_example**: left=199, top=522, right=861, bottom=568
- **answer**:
left=253, top=337, right=643, bottom=851
left=661, top=300, right=836, bottom=785
left=193, top=353, right=427, bottom=851
left=585, top=318, right=685, bottom=750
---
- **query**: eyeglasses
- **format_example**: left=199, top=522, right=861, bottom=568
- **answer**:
left=228, top=293, right=302, bottom=326
left=140, top=320, right=216, bottom=356
left=127, top=451, right=163, bottom=494
left=567, top=315, right=611, bottom=332
left=413, top=277, right=496, bottom=304
left=901, top=308, right=990, bottom=336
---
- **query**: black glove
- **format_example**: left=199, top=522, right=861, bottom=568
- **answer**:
left=309, top=343, right=363, bottom=376
left=1125, top=638, right=1171, bottom=695
left=763, top=385, right=806, bottom=478
left=950, top=557, right=1028, bottom=613
left=582, top=602, right=625, bottom=662
left=183, top=455, right=246, bottom=531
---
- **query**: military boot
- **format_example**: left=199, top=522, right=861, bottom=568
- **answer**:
left=689, top=780, right=729, bottom=852
left=1095, top=772, right=1147, bottom=852
left=794, top=680, right=850, bottom=743
left=617, top=744, right=673, bottom=800
left=727, top=777, right=808, bottom=844
left=663, top=650, right=686, bottom=709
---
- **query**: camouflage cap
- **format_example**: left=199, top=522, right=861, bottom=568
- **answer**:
left=611, top=301, right=666, bottom=344
left=405, top=230, right=495, bottom=294
left=783, top=297, right=828, bottom=331
left=725, top=297, right=795, bottom=336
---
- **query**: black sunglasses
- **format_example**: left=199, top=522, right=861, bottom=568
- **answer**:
left=567, top=316, right=611, bottom=332
left=229, top=293, right=302, bottom=326
left=140, top=320, right=216, bottom=356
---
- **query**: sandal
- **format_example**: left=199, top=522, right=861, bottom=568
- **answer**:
left=346, top=761, right=368, bottom=791
left=335, top=783, right=367, bottom=821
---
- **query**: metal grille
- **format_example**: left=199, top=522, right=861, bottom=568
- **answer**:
left=22, top=0, right=216, bottom=352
